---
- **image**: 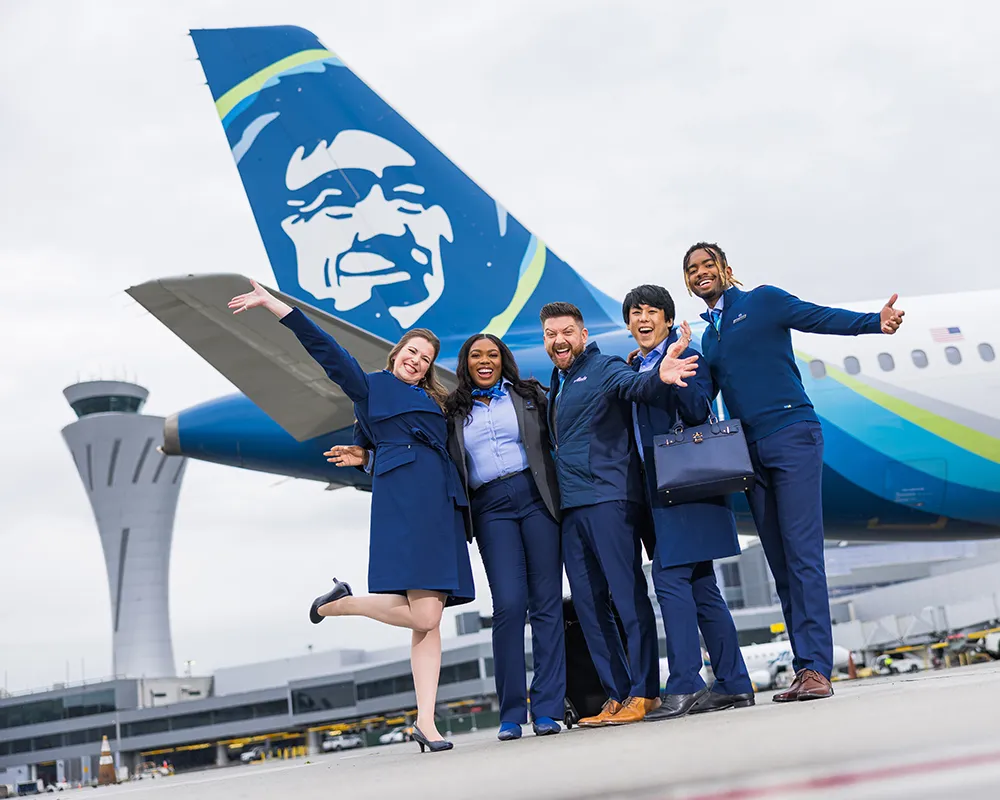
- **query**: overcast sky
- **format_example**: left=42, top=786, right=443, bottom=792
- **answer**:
left=1, top=1, right=997, bottom=694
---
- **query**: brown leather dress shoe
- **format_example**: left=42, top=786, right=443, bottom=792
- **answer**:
left=578, top=698, right=623, bottom=727
left=772, top=669, right=834, bottom=702
left=797, top=669, right=834, bottom=700
left=607, top=696, right=662, bottom=725
left=772, top=670, right=805, bottom=703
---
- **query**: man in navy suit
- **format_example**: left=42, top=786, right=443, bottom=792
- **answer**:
left=540, top=301, right=699, bottom=726
left=684, top=242, right=904, bottom=701
left=624, top=284, right=754, bottom=721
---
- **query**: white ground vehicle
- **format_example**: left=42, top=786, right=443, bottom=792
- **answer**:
left=378, top=727, right=412, bottom=745
left=322, top=733, right=363, bottom=752
left=874, top=653, right=924, bottom=675
left=240, top=746, right=266, bottom=764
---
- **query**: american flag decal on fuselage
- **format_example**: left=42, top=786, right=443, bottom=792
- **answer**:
left=931, top=326, right=964, bottom=342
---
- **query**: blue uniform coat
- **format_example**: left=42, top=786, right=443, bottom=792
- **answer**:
left=699, top=285, right=881, bottom=443
left=546, top=342, right=663, bottom=510
left=632, top=330, right=741, bottom=568
left=281, top=309, right=474, bottom=606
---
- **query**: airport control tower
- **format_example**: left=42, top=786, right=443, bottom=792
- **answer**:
left=61, top=381, right=185, bottom=678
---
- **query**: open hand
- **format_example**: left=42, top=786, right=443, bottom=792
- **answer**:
left=324, top=445, right=367, bottom=468
left=658, top=352, right=699, bottom=387
left=880, top=294, right=904, bottom=334
left=228, top=280, right=285, bottom=316
left=666, top=321, right=692, bottom=359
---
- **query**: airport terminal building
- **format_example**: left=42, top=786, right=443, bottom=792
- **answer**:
left=0, top=629, right=500, bottom=786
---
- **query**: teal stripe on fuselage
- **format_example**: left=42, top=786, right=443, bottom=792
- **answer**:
left=799, top=356, right=1000, bottom=505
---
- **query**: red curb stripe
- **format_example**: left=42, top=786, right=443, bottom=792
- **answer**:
left=682, top=748, right=1000, bottom=800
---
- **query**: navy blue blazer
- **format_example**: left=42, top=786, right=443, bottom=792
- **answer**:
left=281, top=309, right=474, bottom=605
left=546, top=341, right=663, bottom=510
left=632, top=330, right=741, bottom=568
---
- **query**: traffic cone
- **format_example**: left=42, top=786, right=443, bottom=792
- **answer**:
left=97, top=735, right=117, bottom=786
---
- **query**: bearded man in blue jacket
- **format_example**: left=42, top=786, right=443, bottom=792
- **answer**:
left=684, top=243, right=904, bottom=701
left=540, top=301, right=699, bottom=726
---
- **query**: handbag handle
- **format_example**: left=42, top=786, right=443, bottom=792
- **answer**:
left=670, top=400, right=720, bottom=436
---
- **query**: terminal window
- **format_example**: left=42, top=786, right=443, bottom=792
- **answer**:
left=357, top=675, right=415, bottom=701
left=439, top=660, right=481, bottom=686
left=292, top=682, right=356, bottom=714
left=0, top=689, right=115, bottom=730
left=0, top=725, right=115, bottom=757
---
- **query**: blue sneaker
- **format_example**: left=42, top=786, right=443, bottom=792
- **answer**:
left=532, top=716, right=561, bottom=736
left=497, top=722, right=522, bottom=741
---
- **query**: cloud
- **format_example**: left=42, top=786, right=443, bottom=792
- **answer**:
left=1, top=0, right=998, bottom=691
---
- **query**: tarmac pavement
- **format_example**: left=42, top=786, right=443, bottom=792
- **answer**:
left=92, top=662, right=1000, bottom=799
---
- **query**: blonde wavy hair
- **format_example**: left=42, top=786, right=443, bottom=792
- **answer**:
left=386, top=328, right=448, bottom=409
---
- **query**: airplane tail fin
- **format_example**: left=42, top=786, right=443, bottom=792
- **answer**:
left=189, top=26, right=622, bottom=359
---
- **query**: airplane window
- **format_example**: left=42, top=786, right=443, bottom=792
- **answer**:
left=945, top=346, right=962, bottom=365
left=979, top=343, right=995, bottom=362
left=911, top=349, right=928, bottom=368
left=844, top=356, right=861, bottom=375
left=809, top=360, right=827, bottom=379
left=878, top=353, right=895, bottom=372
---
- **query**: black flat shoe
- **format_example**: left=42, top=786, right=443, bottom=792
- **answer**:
left=411, top=725, right=453, bottom=753
left=644, top=687, right=709, bottom=722
left=689, top=689, right=755, bottom=715
left=309, top=577, right=352, bottom=624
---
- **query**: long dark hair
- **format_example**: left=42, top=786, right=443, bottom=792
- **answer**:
left=444, top=333, right=546, bottom=422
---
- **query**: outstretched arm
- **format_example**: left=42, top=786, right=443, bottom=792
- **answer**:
left=602, top=322, right=700, bottom=402
left=229, top=280, right=370, bottom=402
left=770, top=286, right=904, bottom=336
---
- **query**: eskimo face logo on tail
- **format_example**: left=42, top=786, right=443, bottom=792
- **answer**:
left=217, top=51, right=552, bottom=346
left=282, top=130, right=454, bottom=329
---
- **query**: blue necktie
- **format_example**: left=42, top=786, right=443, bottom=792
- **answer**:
left=471, top=383, right=507, bottom=400
left=710, top=308, right=722, bottom=331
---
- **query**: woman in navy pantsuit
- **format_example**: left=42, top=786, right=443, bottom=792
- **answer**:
left=444, top=334, right=565, bottom=741
left=228, top=281, right=473, bottom=753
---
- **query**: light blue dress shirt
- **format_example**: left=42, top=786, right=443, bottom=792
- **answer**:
left=464, top=379, right=530, bottom=490
left=631, top=337, right=669, bottom=462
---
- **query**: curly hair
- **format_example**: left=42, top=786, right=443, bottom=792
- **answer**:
left=682, top=242, right=744, bottom=296
left=444, top=333, right=547, bottom=422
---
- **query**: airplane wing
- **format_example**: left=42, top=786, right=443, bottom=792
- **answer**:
left=126, top=274, right=458, bottom=442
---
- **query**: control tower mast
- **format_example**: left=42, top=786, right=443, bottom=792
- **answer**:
left=61, top=381, right=185, bottom=678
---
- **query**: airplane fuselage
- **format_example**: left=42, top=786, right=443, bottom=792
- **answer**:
left=170, top=290, right=1000, bottom=542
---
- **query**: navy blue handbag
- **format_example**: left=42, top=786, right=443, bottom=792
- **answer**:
left=652, top=409, right=755, bottom=505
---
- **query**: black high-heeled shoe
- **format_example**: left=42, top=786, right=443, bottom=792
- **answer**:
left=411, top=725, right=453, bottom=753
left=309, top=577, right=352, bottom=624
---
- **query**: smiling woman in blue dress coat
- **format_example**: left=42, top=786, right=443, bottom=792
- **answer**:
left=228, top=280, right=474, bottom=754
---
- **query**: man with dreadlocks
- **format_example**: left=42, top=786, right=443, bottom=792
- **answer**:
left=683, top=243, right=904, bottom=702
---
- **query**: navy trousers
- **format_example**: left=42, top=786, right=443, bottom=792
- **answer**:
left=651, top=560, right=753, bottom=695
left=746, top=420, right=833, bottom=678
left=562, top=500, right=659, bottom=702
left=472, top=469, right=565, bottom=723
